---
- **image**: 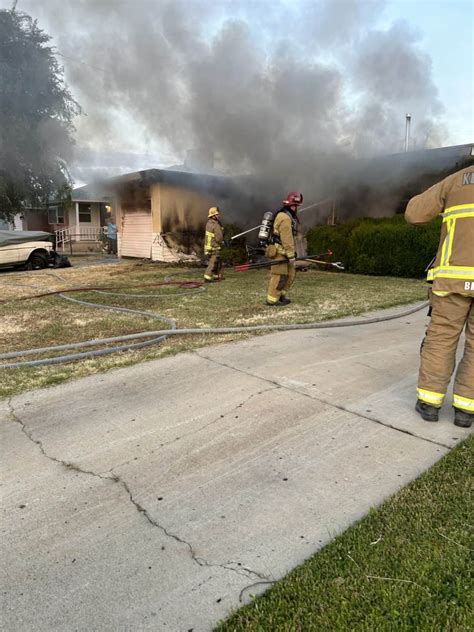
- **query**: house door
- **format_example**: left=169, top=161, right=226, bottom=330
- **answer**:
left=120, top=209, right=153, bottom=258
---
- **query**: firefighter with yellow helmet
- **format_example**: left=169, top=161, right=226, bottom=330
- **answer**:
left=204, top=206, right=224, bottom=282
left=265, top=192, right=303, bottom=306
left=405, top=166, right=474, bottom=428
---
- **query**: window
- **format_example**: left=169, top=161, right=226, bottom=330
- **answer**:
left=78, top=203, right=92, bottom=223
left=48, top=206, right=65, bottom=224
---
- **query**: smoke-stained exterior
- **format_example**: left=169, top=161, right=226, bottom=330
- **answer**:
left=111, top=169, right=264, bottom=259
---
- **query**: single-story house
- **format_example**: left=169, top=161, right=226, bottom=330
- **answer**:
left=110, top=168, right=258, bottom=261
left=63, top=143, right=474, bottom=259
left=10, top=142, right=470, bottom=257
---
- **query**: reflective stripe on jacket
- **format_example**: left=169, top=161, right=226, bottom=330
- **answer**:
left=405, top=168, right=474, bottom=294
left=204, top=218, right=224, bottom=254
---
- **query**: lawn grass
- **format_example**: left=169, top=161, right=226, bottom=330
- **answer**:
left=0, top=261, right=426, bottom=398
left=217, top=436, right=473, bottom=631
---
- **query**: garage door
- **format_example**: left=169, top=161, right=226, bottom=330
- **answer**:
left=120, top=210, right=152, bottom=258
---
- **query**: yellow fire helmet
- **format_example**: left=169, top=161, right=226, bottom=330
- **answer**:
left=208, top=206, right=220, bottom=218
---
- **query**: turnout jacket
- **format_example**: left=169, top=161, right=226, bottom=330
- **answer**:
left=204, top=217, right=224, bottom=255
left=405, top=167, right=474, bottom=295
left=273, top=207, right=298, bottom=259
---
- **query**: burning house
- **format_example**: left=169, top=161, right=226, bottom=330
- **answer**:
left=111, top=168, right=260, bottom=261
left=50, top=142, right=473, bottom=260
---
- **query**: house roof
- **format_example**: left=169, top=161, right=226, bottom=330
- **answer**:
left=111, top=167, right=231, bottom=186
left=71, top=143, right=473, bottom=203
left=72, top=167, right=236, bottom=202
left=313, top=142, right=472, bottom=198
left=367, top=142, right=473, bottom=172
left=166, top=163, right=228, bottom=177
left=72, top=182, right=112, bottom=203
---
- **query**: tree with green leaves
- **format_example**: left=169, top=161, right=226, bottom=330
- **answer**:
left=0, top=7, right=80, bottom=222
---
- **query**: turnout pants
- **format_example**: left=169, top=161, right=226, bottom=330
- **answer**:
left=267, top=259, right=296, bottom=304
left=204, top=252, right=222, bottom=281
left=418, top=292, right=474, bottom=413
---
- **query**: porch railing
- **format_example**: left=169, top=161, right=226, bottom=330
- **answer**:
left=55, top=226, right=105, bottom=251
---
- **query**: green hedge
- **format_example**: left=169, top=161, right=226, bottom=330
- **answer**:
left=220, top=223, right=247, bottom=265
left=307, top=215, right=441, bottom=278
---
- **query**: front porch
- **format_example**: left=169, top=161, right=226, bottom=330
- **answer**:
left=54, top=193, right=112, bottom=252
left=55, top=224, right=107, bottom=252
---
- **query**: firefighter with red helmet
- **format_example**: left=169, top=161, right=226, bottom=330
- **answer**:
left=265, top=192, right=303, bottom=306
left=204, top=206, right=224, bottom=282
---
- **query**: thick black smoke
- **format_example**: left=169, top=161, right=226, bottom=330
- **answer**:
left=15, top=0, right=446, bottom=209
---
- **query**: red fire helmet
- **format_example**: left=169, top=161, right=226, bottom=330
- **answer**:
left=283, top=192, right=303, bottom=206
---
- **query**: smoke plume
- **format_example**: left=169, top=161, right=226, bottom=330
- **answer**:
left=16, top=0, right=446, bottom=203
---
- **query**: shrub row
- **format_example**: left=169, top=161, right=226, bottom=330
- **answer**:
left=306, top=215, right=441, bottom=278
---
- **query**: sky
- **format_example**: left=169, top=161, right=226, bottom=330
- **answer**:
left=382, top=0, right=473, bottom=145
left=3, top=0, right=474, bottom=180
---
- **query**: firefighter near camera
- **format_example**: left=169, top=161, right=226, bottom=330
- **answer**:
left=204, top=206, right=224, bottom=282
left=259, top=192, right=303, bottom=306
left=405, top=167, right=474, bottom=428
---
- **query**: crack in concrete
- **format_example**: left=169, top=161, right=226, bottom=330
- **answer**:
left=6, top=397, right=268, bottom=583
left=194, top=353, right=452, bottom=450
left=6, top=397, right=118, bottom=482
left=115, top=475, right=263, bottom=579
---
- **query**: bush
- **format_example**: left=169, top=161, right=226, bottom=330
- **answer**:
left=220, top=223, right=247, bottom=265
left=306, top=215, right=441, bottom=278
left=306, top=219, right=362, bottom=262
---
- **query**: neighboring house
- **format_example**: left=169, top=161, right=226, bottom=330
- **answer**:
left=0, top=184, right=112, bottom=252
left=0, top=210, right=47, bottom=231
left=70, top=182, right=112, bottom=237
left=48, top=183, right=111, bottom=251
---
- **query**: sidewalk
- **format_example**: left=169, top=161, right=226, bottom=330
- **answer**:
left=1, top=303, right=471, bottom=631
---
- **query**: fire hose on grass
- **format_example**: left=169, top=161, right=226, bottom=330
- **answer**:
left=0, top=269, right=428, bottom=368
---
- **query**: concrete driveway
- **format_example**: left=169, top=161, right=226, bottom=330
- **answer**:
left=1, top=303, right=471, bottom=631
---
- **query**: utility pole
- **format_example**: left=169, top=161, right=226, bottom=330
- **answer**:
left=405, top=114, right=411, bottom=152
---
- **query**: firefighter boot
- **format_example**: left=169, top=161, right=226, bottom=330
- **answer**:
left=279, top=296, right=291, bottom=305
left=453, top=408, right=473, bottom=428
left=415, top=399, right=439, bottom=422
left=266, top=300, right=286, bottom=307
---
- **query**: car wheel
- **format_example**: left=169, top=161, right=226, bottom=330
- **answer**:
left=26, top=252, right=48, bottom=270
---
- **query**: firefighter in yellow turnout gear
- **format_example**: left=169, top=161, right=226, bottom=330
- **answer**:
left=266, top=192, right=303, bottom=306
left=204, top=207, right=224, bottom=282
left=405, top=167, right=474, bottom=428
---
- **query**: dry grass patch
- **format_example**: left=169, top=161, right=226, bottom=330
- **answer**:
left=0, top=261, right=426, bottom=398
